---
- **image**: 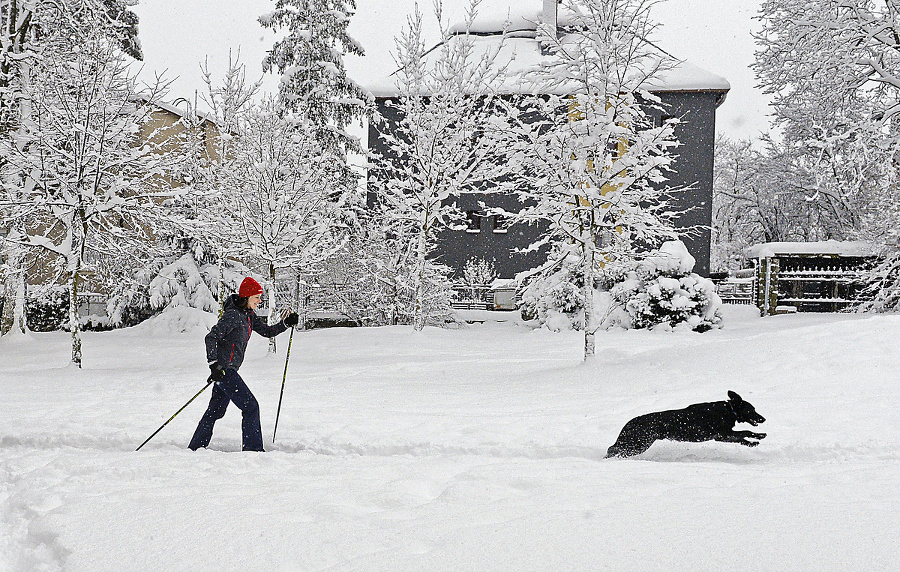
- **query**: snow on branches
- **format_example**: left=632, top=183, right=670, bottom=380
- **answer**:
left=755, top=0, right=900, bottom=307
left=0, top=25, right=175, bottom=366
left=370, top=0, right=513, bottom=331
left=260, top=0, right=372, bottom=156
left=506, top=0, right=684, bottom=358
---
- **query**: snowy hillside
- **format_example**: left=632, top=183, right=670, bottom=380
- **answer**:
left=0, top=305, right=898, bottom=570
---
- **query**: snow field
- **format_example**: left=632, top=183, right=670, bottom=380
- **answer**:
left=0, top=305, right=898, bottom=570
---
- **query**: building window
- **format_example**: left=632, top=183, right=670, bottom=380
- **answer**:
left=491, top=214, right=507, bottom=234
left=466, top=211, right=483, bottom=233
left=656, top=115, right=675, bottom=129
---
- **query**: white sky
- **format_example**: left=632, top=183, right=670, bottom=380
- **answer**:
left=131, top=0, right=770, bottom=143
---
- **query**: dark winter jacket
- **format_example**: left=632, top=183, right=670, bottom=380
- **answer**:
left=205, top=295, right=288, bottom=371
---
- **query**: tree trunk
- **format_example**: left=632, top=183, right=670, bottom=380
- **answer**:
left=217, top=252, right=226, bottom=318
left=1, top=245, right=28, bottom=336
left=413, top=227, right=427, bottom=331
left=69, top=218, right=88, bottom=368
left=69, top=267, right=82, bottom=368
left=1, top=47, right=32, bottom=337
left=582, top=247, right=595, bottom=361
left=295, top=271, right=307, bottom=331
left=268, top=262, right=277, bottom=354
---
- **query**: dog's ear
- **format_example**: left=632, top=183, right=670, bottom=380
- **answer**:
left=728, top=390, right=742, bottom=402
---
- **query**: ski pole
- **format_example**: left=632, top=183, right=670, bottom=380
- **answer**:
left=136, top=377, right=214, bottom=451
left=272, top=325, right=295, bottom=443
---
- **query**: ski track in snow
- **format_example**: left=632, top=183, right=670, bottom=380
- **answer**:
left=1, top=305, right=899, bottom=570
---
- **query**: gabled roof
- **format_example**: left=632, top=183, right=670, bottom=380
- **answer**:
left=367, top=5, right=730, bottom=98
left=130, top=93, right=220, bottom=127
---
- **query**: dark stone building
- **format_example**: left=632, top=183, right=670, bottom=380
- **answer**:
left=367, top=2, right=729, bottom=280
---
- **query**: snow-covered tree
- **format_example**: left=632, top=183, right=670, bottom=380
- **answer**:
left=0, top=0, right=142, bottom=336
left=313, top=212, right=418, bottom=327
left=223, top=96, right=351, bottom=345
left=755, top=0, right=900, bottom=307
left=161, top=53, right=262, bottom=313
left=371, top=0, right=512, bottom=331
left=259, top=0, right=371, bottom=157
left=462, top=256, right=497, bottom=287
left=506, top=0, right=683, bottom=359
left=711, top=134, right=853, bottom=271
left=755, top=0, right=900, bottom=135
left=754, top=5, right=899, bottom=228
left=0, top=26, right=174, bottom=366
left=462, top=256, right=497, bottom=302
left=1, top=0, right=142, bottom=131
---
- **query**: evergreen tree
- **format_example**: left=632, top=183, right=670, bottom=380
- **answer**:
left=259, top=0, right=371, bottom=156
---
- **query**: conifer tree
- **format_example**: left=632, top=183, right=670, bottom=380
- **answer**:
left=259, top=0, right=371, bottom=156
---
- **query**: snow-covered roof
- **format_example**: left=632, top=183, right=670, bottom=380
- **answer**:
left=367, top=5, right=730, bottom=98
left=131, top=94, right=220, bottom=127
left=745, top=241, right=878, bottom=259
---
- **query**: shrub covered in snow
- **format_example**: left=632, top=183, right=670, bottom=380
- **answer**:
left=106, top=249, right=256, bottom=328
left=519, top=253, right=587, bottom=332
left=521, top=241, right=723, bottom=332
left=148, top=253, right=219, bottom=313
left=25, top=287, right=68, bottom=332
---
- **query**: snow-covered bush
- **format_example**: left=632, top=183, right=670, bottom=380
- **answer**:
left=324, top=227, right=456, bottom=328
left=106, top=250, right=256, bottom=328
left=25, top=287, right=68, bottom=332
left=148, top=253, right=218, bottom=313
left=520, top=253, right=587, bottom=331
left=608, top=241, right=723, bottom=332
left=522, top=241, right=723, bottom=332
left=105, top=286, right=155, bottom=329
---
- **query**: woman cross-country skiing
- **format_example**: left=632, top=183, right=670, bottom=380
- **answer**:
left=189, top=277, right=299, bottom=452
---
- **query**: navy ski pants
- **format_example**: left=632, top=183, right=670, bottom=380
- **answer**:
left=188, top=369, right=264, bottom=452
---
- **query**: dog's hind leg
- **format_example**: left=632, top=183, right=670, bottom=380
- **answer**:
left=606, top=419, right=657, bottom=458
left=605, top=438, right=654, bottom=458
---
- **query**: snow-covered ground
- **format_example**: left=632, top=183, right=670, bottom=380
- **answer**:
left=1, top=305, right=898, bottom=571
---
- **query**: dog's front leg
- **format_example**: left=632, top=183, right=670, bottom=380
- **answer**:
left=716, top=430, right=766, bottom=446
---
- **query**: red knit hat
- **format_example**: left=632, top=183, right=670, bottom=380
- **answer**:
left=238, top=277, right=264, bottom=298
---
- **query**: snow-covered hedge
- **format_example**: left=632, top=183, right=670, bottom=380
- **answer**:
left=521, top=241, right=723, bottom=332
left=25, top=287, right=68, bottom=332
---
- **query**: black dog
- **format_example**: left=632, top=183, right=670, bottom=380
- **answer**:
left=605, top=391, right=766, bottom=458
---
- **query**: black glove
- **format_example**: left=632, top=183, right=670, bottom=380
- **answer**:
left=209, top=363, right=225, bottom=382
left=284, top=312, right=299, bottom=327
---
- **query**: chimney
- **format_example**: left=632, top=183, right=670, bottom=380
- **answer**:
left=542, top=0, right=559, bottom=36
